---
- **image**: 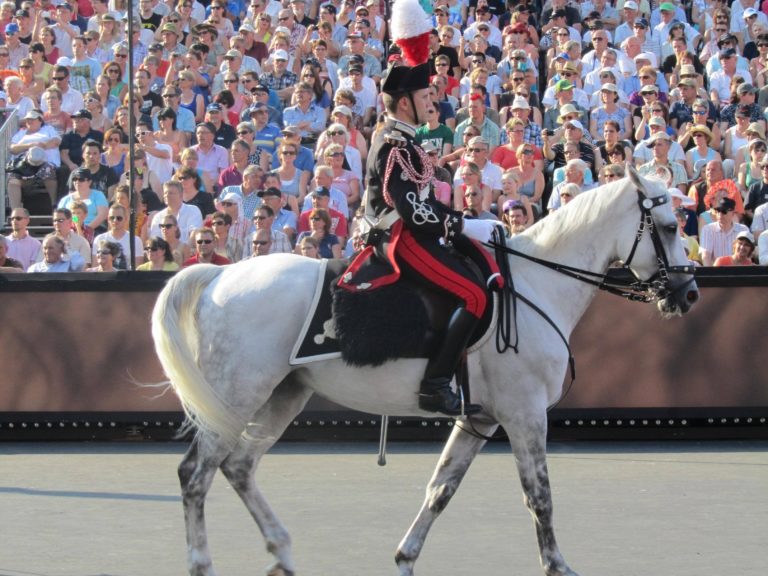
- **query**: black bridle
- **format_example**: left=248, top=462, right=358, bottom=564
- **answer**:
left=487, top=188, right=697, bottom=305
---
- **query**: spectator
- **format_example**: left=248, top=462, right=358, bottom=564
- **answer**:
left=57, top=167, right=109, bottom=232
left=66, top=138, right=119, bottom=197
left=204, top=102, right=237, bottom=150
left=92, top=204, right=144, bottom=269
left=209, top=210, right=243, bottom=262
left=713, top=231, right=757, bottom=266
left=183, top=226, right=231, bottom=266
left=700, top=197, right=750, bottom=266
left=282, top=81, right=327, bottom=144
left=42, top=66, right=85, bottom=115
left=175, top=166, right=215, bottom=217
left=215, top=190, right=251, bottom=256
left=4, top=207, right=41, bottom=270
left=259, top=48, right=297, bottom=108
left=297, top=185, right=347, bottom=243
left=321, top=142, right=359, bottom=211
left=249, top=227, right=273, bottom=257
left=191, top=121, right=229, bottom=188
left=28, top=234, right=85, bottom=272
left=248, top=101, right=281, bottom=155
left=247, top=203, right=292, bottom=255
left=85, top=239, right=121, bottom=272
left=0, top=234, right=24, bottom=272
left=304, top=164, right=349, bottom=217
left=454, top=93, right=501, bottom=151
left=158, top=214, right=192, bottom=267
left=294, top=207, right=341, bottom=258
left=688, top=160, right=745, bottom=220
left=256, top=186, right=297, bottom=241
left=7, top=118, right=59, bottom=208
left=638, top=133, right=688, bottom=192
left=747, top=160, right=768, bottom=234
left=4, top=76, right=34, bottom=119
left=51, top=207, right=92, bottom=266
left=218, top=139, right=251, bottom=190
left=137, top=237, right=180, bottom=271
left=683, top=125, right=722, bottom=181
left=221, top=164, right=264, bottom=222
left=296, top=234, right=320, bottom=258
left=60, top=108, right=103, bottom=173
left=149, top=179, right=203, bottom=240
left=156, top=85, right=196, bottom=134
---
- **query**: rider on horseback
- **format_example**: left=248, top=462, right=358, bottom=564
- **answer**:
left=338, top=0, right=503, bottom=416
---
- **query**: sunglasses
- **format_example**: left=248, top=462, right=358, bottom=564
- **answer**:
left=281, top=150, right=297, bottom=155
left=220, top=201, right=235, bottom=206
left=115, top=53, right=128, bottom=58
left=224, top=79, right=238, bottom=83
left=467, top=147, right=486, bottom=153
left=109, top=215, right=124, bottom=221
left=145, top=246, right=160, bottom=251
left=52, top=218, right=67, bottom=223
left=464, top=192, right=479, bottom=197
left=252, top=240, right=269, bottom=246
left=97, top=250, right=113, bottom=256
left=53, top=76, right=67, bottom=81
left=10, top=216, right=25, bottom=221
left=212, top=220, right=227, bottom=226
left=159, top=223, right=175, bottom=228
left=196, top=239, right=213, bottom=244
left=328, top=130, right=344, bottom=136
left=310, top=216, right=323, bottom=221
left=108, top=69, right=120, bottom=74
left=254, top=215, right=269, bottom=220
left=326, top=152, right=343, bottom=157
left=72, top=177, right=90, bottom=182
left=435, top=62, right=448, bottom=67
left=237, top=130, right=252, bottom=135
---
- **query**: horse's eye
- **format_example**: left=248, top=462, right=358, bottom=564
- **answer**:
left=665, top=224, right=677, bottom=234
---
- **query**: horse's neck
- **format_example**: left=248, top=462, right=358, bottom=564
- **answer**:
left=513, top=186, right=629, bottom=334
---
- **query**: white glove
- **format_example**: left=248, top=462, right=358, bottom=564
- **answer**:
left=462, top=219, right=501, bottom=243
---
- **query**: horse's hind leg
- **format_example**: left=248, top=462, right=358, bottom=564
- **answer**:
left=219, top=377, right=314, bottom=576
left=395, top=417, right=498, bottom=576
left=178, top=436, right=230, bottom=576
left=504, top=412, right=579, bottom=576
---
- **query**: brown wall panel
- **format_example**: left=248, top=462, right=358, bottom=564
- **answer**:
left=0, top=283, right=766, bottom=414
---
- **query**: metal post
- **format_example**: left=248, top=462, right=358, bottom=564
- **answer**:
left=126, top=1, right=136, bottom=270
left=377, top=415, right=389, bottom=466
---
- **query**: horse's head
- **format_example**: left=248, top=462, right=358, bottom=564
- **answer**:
left=614, top=165, right=699, bottom=316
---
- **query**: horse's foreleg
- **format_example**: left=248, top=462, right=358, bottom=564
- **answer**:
left=505, top=414, right=578, bottom=576
left=395, top=418, right=498, bottom=576
left=178, top=437, right=229, bottom=576
left=219, top=379, right=314, bottom=576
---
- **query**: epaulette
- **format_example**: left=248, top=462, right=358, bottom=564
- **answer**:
left=384, top=130, right=408, bottom=148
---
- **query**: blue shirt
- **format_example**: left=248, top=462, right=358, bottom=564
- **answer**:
left=254, top=123, right=282, bottom=154
left=271, top=145, right=314, bottom=172
left=152, top=106, right=196, bottom=133
left=282, top=103, right=327, bottom=138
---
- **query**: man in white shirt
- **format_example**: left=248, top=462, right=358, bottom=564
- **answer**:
left=700, top=197, right=750, bottom=265
left=136, top=120, right=174, bottom=184
left=150, top=180, right=203, bottom=241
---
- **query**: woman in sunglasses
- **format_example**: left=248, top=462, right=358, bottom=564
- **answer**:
left=293, top=208, right=341, bottom=259
left=137, top=237, right=180, bottom=271
left=92, top=204, right=145, bottom=268
left=159, top=214, right=192, bottom=266
left=85, top=240, right=122, bottom=272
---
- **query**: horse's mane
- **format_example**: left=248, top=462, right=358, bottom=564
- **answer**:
left=509, top=175, right=667, bottom=257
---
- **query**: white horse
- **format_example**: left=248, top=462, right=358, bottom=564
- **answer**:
left=152, top=168, right=699, bottom=576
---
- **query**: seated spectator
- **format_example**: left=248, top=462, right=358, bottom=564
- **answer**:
left=58, top=167, right=109, bottom=232
left=233, top=122, right=272, bottom=172
left=158, top=214, right=192, bottom=267
left=154, top=107, right=188, bottom=166
left=0, top=234, right=25, bottom=272
left=42, top=87, right=73, bottom=137
left=688, top=160, right=745, bottom=220
left=501, top=199, right=530, bottom=237
left=294, top=207, right=341, bottom=258
left=256, top=186, right=297, bottom=241
left=51, top=207, right=92, bottom=266
left=249, top=228, right=274, bottom=257
left=453, top=94, right=501, bottom=151
left=747, top=160, right=768, bottom=236
left=66, top=138, right=119, bottom=197
left=555, top=182, right=582, bottom=208
left=215, top=190, right=251, bottom=256
left=113, top=184, right=153, bottom=244
left=699, top=197, right=750, bottom=266
left=683, top=125, right=721, bottom=181
left=247, top=99, right=282, bottom=156
left=204, top=103, right=237, bottom=150
left=282, top=81, right=327, bottom=145
left=315, top=122, right=363, bottom=181
left=674, top=207, right=701, bottom=265
left=221, top=164, right=264, bottom=222
left=219, top=139, right=251, bottom=190
left=633, top=117, right=685, bottom=165
left=183, top=226, right=232, bottom=266
left=92, top=204, right=144, bottom=269
left=137, top=237, right=180, bottom=272
left=4, top=208, right=41, bottom=271
left=28, top=234, right=85, bottom=272
left=6, top=145, right=58, bottom=211
left=209, top=211, right=243, bottom=263
left=60, top=108, right=104, bottom=174
left=714, top=231, right=757, bottom=266
left=320, top=142, right=359, bottom=211
left=296, top=234, right=321, bottom=259
left=246, top=204, right=292, bottom=256
left=304, top=165, right=349, bottom=218
left=600, top=163, right=626, bottom=185
left=192, top=121, right=229, bottom=190
left=554, top=141, right=595, bottom=188
left=549, top=159, right=591, bottom=212
left=543, top=118, right=600, bottom=179
left=86, top=239, right=121, bottom=272
left=149, top=179, right=204, bottom=240
left=298, top=186, right=347, bottom=243
left=637, top=133, right=688, bottom=192
left=462, top=177, right=499, bottom=220
left=176, top=166, right=216, bottom=218
left=5, top=76, right=34, bottom=119
left=42, top=66, right=85, bottom=115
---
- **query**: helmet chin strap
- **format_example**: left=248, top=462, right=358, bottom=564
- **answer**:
left=408, top=92, right=423, bottom=125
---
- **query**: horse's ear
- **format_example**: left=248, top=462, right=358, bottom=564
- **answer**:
left=626, top=161, right=645, bottom=192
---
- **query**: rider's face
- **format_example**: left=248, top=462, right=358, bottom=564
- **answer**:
left=409, top=88, right=433, bottom=125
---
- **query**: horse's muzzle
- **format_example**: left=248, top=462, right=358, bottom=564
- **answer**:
left=658, top=278, right=699, bottom=316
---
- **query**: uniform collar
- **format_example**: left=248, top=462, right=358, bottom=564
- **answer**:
left=387, top=116, right=417, bottom=138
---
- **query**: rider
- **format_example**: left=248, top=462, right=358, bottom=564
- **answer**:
left=339, top=48, right=504, bottom=416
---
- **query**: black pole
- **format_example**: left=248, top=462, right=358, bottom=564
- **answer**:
left=127, top=2, right=136, bottom=270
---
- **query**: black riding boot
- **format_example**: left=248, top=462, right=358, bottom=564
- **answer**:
left=418, top=307, right=482, bottom=416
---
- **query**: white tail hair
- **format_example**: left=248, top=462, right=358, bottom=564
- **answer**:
left=151, top=265, right=243, bottom=446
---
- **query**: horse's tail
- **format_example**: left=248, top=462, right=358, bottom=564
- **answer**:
left=152, top=265, right=243, bottom=447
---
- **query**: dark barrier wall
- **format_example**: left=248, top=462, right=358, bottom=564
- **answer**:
left=0, top=272, right=766, bottom=419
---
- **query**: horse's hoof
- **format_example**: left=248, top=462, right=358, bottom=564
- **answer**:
left=266, top=562, right=295, bottom=576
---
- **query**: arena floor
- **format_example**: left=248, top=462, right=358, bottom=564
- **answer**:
left=0, top=440, right=766, bottom=576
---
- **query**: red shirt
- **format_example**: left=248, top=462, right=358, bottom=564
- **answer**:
left=298, top=208, right=348, bottom=238
left=183, top=253, right=231, bottom=267
left=490, top=144, right=543, bottom=170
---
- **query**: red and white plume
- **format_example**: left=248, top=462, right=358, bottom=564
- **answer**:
left=390, top=0, right=432, bottom=66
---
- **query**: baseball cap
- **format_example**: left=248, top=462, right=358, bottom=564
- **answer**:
left=5, top=23, right=19, bottom=35
left=659, top=2, right=675, bottom=12
left=332, top=104, right=353, bottom=118
left=624, top=0, right=638, bottom=9
left=634, top=17, right=649, bottom=28
left=565, top=119, right=584, bottom=131
left=206, top=103, right=222, bottom=113
left=224, top=49, right=242, bottom=60
left=648, top=117, right=666, bottom=127
left=273, top=49, right=289, bottom=61
left=743, top=7, right=759, bottom=18
left=257, top=187, right=282, bottom=198
left=555, top=79, right=573, bottom=92
left=313, top=186, right=330, bottom=197
left=71, top=109, right=92, bottom=120
left=24, top=110, right=43, bottom=121
left=736, top=230, right=755, bottom=244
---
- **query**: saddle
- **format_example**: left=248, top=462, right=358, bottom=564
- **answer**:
left=289, top=258, right=495, bottom=367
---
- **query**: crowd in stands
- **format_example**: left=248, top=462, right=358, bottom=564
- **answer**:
left=3, top=0, right=768, bottom=273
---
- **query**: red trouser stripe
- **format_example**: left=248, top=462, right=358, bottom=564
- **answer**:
left=397, top=231, right=487, bottom=318
left=468, top=237, right=501, bottom=275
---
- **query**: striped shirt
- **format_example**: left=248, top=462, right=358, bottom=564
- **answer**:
left=699, top=222, right=749, bottom=265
